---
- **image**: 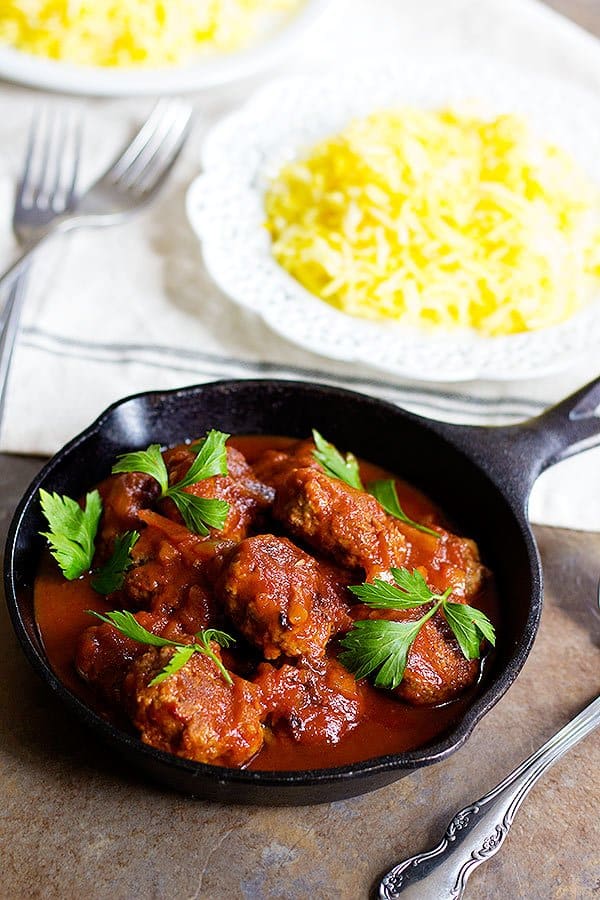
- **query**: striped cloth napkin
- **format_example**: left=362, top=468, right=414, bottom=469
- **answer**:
left=2, top=0, right=600, bottom=530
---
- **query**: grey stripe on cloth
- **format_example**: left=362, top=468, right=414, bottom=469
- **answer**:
left=21, top=327, right=546, bottom=423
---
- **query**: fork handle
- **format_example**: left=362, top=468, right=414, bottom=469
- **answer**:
left=378, top=694, right=600, bottom=899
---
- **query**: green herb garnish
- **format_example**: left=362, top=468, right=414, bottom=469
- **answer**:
left=88, top=609, right=235, bottom=686
left=112, top=444, right=168, bottom=491
left=368, top=479, right=440, bottom=538
left=442, top=601, right=496, bottom=661
left=39, top=489, right=102, bottom=580
left=350, top=567, right=437, bottom=609
left=91, top=530, right=140, bottom=595
left=311, top=429, right=363, bottom=490
left=112, top=429, right=230, bottom=536
left=339, top=567, right=495, bottom=690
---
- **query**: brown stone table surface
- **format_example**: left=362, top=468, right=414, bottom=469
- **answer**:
left=1, top=451, right=599, bottom=900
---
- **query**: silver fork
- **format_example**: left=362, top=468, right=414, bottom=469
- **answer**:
left=0, top=108, right=81, bottom=431
left=0, top=98, right=193, bottom=295
left=378, top=692, right=600, bottom=898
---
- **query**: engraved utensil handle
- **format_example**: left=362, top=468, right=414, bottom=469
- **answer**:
left=378, top=695, right=600, bottom=899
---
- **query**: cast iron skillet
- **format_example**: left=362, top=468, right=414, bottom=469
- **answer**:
left=5, top=378, right=600, bottom=805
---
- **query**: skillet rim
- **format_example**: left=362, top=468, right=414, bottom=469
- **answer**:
left=3, top=378, right=543, bottom=789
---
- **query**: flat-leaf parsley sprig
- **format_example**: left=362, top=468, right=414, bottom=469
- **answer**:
left=88, top=609, right=235, bottom=686
left=311, top=431, right=439, bottom=538
left=39, top=488, right=140, bottom=591
left=312, top=429, right=363, bottom=489
left=39, top=489, right=103, bottom=580
left=339, top=567, right=495, bottom=690
left=112, top=429, right=230, bottom=536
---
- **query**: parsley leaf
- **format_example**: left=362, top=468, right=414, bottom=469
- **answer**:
left=339, top=619, right=424, bottom=689
left=312, top=429, right=363, bottom=490
left=112, top=444, right=168, bottom=493
left=339, top=566, right=496, bottom=690
left=91, top=530, right=140, bottom=595
left=349, top=568, right=447, bottom=609
left=199, top=627, right=236, bottom=649
left=443, top=601, right=497, bottom=660
left=87, top=610, right=235, bottom=685
left=177, top=430, right=230, bottom=488
left=150, top=646, right=197, bottom=686
left=89, top=609, right=175, bottom=647
left=389, top=567, right=439, bottom=602
left=368, top=479, right=440, bottom=538
left=39, top=489, right=102, bottom=580
left=111, top=431, right=231, bottom=536
left=168, top=493, right=229, bottom=537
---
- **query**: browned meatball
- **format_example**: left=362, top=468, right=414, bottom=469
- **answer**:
left=161, top=444, right=274, bottom=541
left=118, top=525, right=186, bottom=608
left=218, top=535, right=352, bottom=660
left=257, top=440, right=486, bottom=600
left=255, top=658, right=364, bottom=745
left=118, top=524, right=216, bottom=621
left=123, top=646, right=264, bottom=766
left=401, top=614, right=478, bottom=704
left=255, top=440, right=407, bottom=576
left=352, top=605, right=478, bottom=705
left=76, top=586, right=219, bottom=707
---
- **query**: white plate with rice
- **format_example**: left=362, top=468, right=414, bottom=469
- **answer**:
left=187, top=56, right=600, bottom=382
left=0, top=0, right=328, bottom=96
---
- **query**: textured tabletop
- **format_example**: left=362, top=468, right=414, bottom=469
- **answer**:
left=1, top=450, right=599, bottom=900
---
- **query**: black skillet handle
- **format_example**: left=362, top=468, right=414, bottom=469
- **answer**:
left=432, top=376, right=600, bottom=503
left=523, top=376, right=600, bottom=470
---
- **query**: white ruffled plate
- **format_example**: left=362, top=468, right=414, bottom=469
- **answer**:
left=0, top=0, right=328, bottom=96
left=187, top=56, right=600, bottom=382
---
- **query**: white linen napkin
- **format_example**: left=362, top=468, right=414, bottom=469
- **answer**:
left=2, top=0, right=600, bottom=530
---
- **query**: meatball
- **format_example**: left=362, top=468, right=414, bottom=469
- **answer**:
left=401, top=613, right=479, bottom=704
left=107, top=513, right=232, bottom=638
left=118, top=524, right=216, bottom=624
left=255, top=658, right=364, bottom=744
left=217, top=535, right=352, bottom=660
left=255, top=440, right=408, bottom=576
left=257, top=438, right=486, bottom=601
left=161, top=444, right=274, bottom=541
left=123, top=646, right=264, bottom=766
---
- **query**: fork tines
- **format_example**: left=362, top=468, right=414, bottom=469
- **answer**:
left=16, top=108, right=82, bottom=218
left=108, top=99, right=193, bottom=196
